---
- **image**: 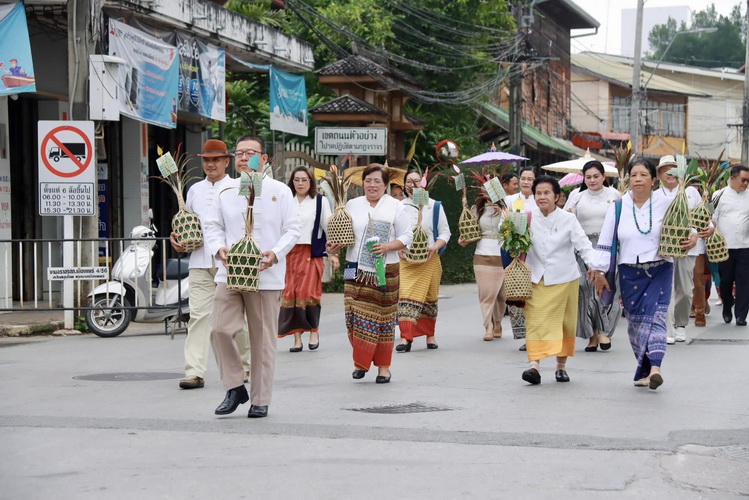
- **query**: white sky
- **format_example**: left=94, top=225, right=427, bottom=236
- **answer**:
left=569, top=0, right=742, bottom=55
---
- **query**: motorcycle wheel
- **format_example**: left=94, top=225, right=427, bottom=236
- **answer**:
left=86, top=295, right=132, bottom=337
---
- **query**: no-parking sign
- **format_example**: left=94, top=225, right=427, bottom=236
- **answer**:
left=38, top=121, right=96, bottom=216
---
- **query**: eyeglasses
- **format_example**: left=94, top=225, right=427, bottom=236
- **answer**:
left=293, top=178, right=310, bottom=183
left=234, top=149, right=264, bottom=158
left=364, top=179, right=384, bottom=186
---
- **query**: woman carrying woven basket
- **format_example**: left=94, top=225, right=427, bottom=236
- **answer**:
left=278, top=166, right=338, bottom=352
left=564, top=161, right=622, bottom=352
left=593, top=159, right=697, bottom=390
left=521, top=175, right=599, bottom=385
left=458, top=184, right=507, bottom=342
left=326, top=164, right=414, bottom=384
left=395, top=170, right=451, bottom=352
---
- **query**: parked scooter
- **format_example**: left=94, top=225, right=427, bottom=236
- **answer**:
left=85, top=223, right=189, bottom=337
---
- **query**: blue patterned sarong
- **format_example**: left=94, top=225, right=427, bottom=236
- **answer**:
left=619, top=261, right=673, bottom=381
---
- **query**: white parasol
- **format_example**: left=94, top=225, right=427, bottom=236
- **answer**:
left=541, top=150, right=618, bottom=178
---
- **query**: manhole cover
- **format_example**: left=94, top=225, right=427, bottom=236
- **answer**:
left=73, top=372, right=183, bottom=381
left=688, top=339, right=749, bottom=345
left=346, top=402, right=454, bottom=414
left=715, top=445, right=749, bottom=462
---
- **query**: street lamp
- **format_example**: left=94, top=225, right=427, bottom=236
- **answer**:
left=629, top=25, right=717, bottom=153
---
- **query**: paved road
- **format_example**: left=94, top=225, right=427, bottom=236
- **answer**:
left=1, top=284, right=748, bottom=499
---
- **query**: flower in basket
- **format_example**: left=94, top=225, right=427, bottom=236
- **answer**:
left=326, top=165, right=354, bottom=247
left=499, top=217, right=533, bottom=300
left=154, top=144, right=203, bottom=252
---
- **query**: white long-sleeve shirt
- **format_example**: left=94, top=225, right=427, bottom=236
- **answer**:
left=183, top=175, right=235, bottom=269
left=526, top=207, right=597, bottom=285
left=474, top=206, right=503, bottom=257
left=505, top=192, right=536, bottom=212
left=344, top=195, right=414, bottom=265
left=294, top=195, right=331, bottom=245
left=660, top=184, right=704, bottom=256
left=204, top=176, right=302, bottom=289
left=713, top=186, right=749, bottom=249
left=564, top=186, right=621, bottom=236
left=593, top=190, right=672, bottom=270
left=402, top=197, right=451, bottom=248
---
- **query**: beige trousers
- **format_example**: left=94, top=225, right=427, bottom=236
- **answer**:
left=184, top=268, right=250, bottom=378
left=473, top=255, right=506, bottom=332
left=211, top=284, right=281, bottom=406
left=667, top=255, right=696, bottom=333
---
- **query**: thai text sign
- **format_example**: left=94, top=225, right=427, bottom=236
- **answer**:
left=314, top=127, right=387, bottom=155
left=108, top=19, right=179, bottom=129
left=48, top=267, right=109, bottom=281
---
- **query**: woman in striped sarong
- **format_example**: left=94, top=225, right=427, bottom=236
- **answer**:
left=396, top=170, right=450, bottom=352
left=327, top=164, right=414, bottom=384
left=594, top=159, right=697, bottom=389
left=278, top=167, right=336, bottom=351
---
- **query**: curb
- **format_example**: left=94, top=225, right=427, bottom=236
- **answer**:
left=0, top=321, right=68, bottom=337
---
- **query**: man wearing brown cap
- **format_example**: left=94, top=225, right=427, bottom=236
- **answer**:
left=171, top=139, right=250, bottom=390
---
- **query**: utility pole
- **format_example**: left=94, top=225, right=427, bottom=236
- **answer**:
left=742, top=0, right=749, bottom=165
left=630, top=0, right=644, bottom=154
left=68, top=0, right=97, bottom=324
left=508, top=1, right=525, bottom=156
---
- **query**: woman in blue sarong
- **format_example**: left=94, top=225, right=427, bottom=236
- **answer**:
left=593, top=159, right=697, bottom=390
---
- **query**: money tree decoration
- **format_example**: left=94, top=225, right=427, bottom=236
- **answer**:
left=156, top=144, right=203, bottom=252
left=691, top=151, right=730, bottom=262
left=326, top=165, right=354, bottom=246
left=659, top=154, right=692, bottom=258
left=226, top=171, right=263, bottom=292
left=499, top=216, right=532, bottom=300
left=454, top=166, right=482, bottom=243
left=406, top=174, right=431, bottom=263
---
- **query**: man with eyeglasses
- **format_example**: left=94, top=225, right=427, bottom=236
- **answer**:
left=204, top=135, right=301, bottom=418
left=171, top=139, right=251, bottom=391
left=713, top=165, right=749, bottom=326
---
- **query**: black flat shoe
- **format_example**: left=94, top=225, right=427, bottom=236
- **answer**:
left=308, top=342, right=319, bottom=350
left=289, top=345, right=303, bottom=353
left=375, top=374, right=391, bottom=384
left=395, top=342, right=412, bottom=352
left=247, top=405, right=268, bottom=418
left=352, top=369, right=366, bottom=379
left=214, top=385, right=249, bottom=415
left=599, top=341, right=611, bottom=351
left=584, top=345, right=598, bottom=352
left=519, top=344, right=527, bottom=352
left=555, top=370, right=570, bottom=382
left=723, top=307, right=733, bottom=324
left=426, top=343, right=439, bottom=349
left=737, top=319, right=747, bottom=326
left=522, top=368, right=541, bottom=385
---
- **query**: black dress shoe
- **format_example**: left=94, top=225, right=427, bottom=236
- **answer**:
left=395, top=341, right=412, bottom=352
left=375, top=373, right=391, bottom=384
left=737, top=319, right=748, bottom=326
left=289, top=345, right=303, bottom=353
left=247, top=405, right=268, bottom=418
left=522, top=368, right=541, bottom=385
left=519, top=343, right=527, bottom=352
left=214, top=385, right=249, bottom=415
left=723, top=307, right=733, bottom=324
left=584, top=345, right=598, bottom=352
left=352, top=369, right=366, bottom=379
left=599, top=341, right=612, bottom=351
left=426, top=343, right=439, bottom=349
left=555, top=370, right=570, bottom=382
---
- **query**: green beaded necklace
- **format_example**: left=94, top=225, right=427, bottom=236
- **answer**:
left=632, top=194, right=653, bottom=235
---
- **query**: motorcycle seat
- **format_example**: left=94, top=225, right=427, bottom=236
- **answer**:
left=160, top=259, right=190, bottom=281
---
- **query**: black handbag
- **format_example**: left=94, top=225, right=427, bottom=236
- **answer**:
left=310, top=194, right=327, bottom=258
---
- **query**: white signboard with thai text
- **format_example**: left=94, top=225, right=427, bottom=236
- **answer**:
left=314, top=127, right=387, bottom=155
left=47, top=267, right=109, bottom=281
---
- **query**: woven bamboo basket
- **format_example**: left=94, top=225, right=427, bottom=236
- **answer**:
left=706, top=229, right=729, bottom=263
left=659, top=190, right=691, bottom=258
left=690, top=201, right=712, bottom=232
left=172, top=207, right=203, bottom=252
left=406, top=209, right=430, bottom=263
left=227, top=209, right=263, bottom=292
left=327, top=205, right=355, bottom=246
left=458, top=197, right=481, bottom=243
left=504, top=257, right=532, bottom=300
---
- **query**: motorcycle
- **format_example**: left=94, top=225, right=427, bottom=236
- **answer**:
left=85, top=224, right=190, bottom=337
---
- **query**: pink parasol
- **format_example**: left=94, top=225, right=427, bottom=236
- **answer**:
left=559, top=173, right=583, bottom=187
left=459, top=143, right=529, bottom=166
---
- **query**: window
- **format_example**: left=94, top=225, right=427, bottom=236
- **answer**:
left=609, top=97, right=686, bottom=138
left=611, top=96, right=630, bottom=133
left=661, top=102, right=686, bottom=137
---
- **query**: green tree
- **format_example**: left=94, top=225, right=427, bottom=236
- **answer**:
left=647, top=3, right=745, bottom=68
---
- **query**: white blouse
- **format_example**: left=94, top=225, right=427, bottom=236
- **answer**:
left=565, top=186, right=621, bottom=236
left=402, top=197, right=451, bottom=248
left=184, top=175, right=235, bottom=269
left=713, top=186, right=749, bottom=249
left=294, top=195, right=332, bottom=246
left=474, top=206, right=504, bottom=257
left=593, top=190, right=672, bottom=270
left=505, top=192, right=537, bottom=212
left=526, top=207, right=597, bottom=286
left=344, top=195, right=414, bottom=265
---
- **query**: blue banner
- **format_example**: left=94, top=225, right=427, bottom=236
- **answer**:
left=176, top=33, right=226, bottom=122
left=270, top=67, right=308, bottom=137
left=108, top=19, right=179, bottom=129
left=0, top=3, right=36, bottom=96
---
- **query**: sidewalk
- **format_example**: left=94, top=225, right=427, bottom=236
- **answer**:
left=0, top=307, right=65, bottom=336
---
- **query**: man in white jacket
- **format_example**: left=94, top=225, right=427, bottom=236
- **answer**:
left=204, top=135, right=301, bottom=418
